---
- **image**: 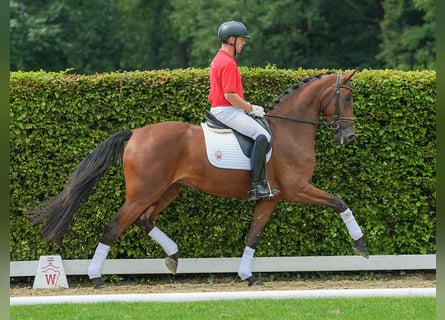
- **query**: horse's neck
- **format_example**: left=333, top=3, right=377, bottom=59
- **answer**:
left=269, top=118, right=317, bottom=150
left=275, top=83, right=323, bottom=117
left=268, top=86, right=324, bottom=150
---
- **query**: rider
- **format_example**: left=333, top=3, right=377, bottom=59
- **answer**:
left=208, top=21, right=279, bottom=200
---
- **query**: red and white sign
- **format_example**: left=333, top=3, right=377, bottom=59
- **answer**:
left=33, top=255, right=69, bottom=289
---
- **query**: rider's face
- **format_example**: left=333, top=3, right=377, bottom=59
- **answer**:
left=229, top=36, right=246, bottom=53
left=236, top=37, right=246, bottom=53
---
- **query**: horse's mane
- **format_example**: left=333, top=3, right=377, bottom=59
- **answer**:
left=268, top=71, right=335, bottom=110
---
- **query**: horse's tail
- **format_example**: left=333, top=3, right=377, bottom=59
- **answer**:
left=29, top=130, right=133, bottom=245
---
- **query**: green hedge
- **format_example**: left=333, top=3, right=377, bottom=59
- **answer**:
left=10, top=68, right=436, bottom=261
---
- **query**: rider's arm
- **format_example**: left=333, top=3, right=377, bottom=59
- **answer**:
left=224, top=92, right=253, bottom=113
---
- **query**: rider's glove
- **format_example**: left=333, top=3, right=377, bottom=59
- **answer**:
left=249, top=104, right=265, bottom=118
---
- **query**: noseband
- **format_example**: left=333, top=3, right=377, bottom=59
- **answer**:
left=265, top=73, right=354, bottom=131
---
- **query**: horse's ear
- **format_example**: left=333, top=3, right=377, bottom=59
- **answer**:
left=343, top=69, right=358, bottom=82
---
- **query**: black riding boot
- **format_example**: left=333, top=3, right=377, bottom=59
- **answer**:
left=249, top=135, right=279, bottom=200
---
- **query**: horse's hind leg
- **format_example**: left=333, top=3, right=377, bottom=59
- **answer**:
left=134, top=183, right=182, bottom=274
left=88, top=198, right=160, bottom=289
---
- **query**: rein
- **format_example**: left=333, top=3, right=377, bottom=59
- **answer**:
left=264, top=114, right=330, bottom=128
left=265, top=74, right=354, bottom=130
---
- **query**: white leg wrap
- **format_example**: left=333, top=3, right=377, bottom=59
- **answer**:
left=88, top=242, right=110, bottom=279
left=340, top=208, right=363, bottom=241
left=148, top=226, right=178, bottom=256
left=238, top=246, right=255, bottom=280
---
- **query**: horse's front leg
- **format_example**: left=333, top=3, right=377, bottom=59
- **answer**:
left=292, top=184, right=368, bottom=258
left=239, top=200, right=278, bottom=286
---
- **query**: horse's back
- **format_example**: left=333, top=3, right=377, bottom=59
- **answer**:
left=122, top=121, right=250, bottom=197
left=123, top=121, right=205, bottom=180
left=127, top=121, right=201, bottom=154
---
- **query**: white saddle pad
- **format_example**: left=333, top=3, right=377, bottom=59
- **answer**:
left=201, top=123, right=271, bottom=170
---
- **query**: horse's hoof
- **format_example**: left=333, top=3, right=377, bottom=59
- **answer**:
left=92, top=277, right=106, bottom=289
left=247, top=275, right=264, bottom=286
left=165, top=253, right=178, bottom=274
left=353, top=237, right=369, bottom=259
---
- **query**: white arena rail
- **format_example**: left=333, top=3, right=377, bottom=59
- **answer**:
left=10, top=254, right=436, bottom=277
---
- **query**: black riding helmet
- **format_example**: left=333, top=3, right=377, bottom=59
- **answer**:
left=217, top=21, right=252, bottom=43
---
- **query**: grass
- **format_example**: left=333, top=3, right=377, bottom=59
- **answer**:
left=10, top=297, right=435, bottom=320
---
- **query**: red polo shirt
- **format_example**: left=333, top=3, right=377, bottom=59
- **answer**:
left=208, top=49, right=244, bottom=107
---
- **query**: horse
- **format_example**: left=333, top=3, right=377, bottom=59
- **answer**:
left=30, top=70, right=368, bottom=289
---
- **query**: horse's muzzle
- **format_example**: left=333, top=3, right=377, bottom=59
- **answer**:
left=334, top=125, right=355, bottom=145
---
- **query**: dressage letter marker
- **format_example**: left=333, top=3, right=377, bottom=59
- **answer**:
left=33, top=255, right=69, bottom=289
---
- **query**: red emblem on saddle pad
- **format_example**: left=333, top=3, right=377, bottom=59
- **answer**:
left=215, top=150, right=223, bottom=161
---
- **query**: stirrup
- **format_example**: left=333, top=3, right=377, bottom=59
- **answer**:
left=249, top=181, right=279, bottom=200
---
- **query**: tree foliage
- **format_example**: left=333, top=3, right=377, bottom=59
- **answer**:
left=10, top=0, right=435, bottom=73
left=377, top=0, right=435, bottom=70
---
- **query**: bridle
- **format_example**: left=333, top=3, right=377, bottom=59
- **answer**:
left=265, top=74, right=354, bottom=131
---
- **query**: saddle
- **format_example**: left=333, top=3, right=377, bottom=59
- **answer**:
left=204, top=111, right=272, bottom=158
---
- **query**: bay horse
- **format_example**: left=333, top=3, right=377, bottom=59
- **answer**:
left=30, top=70, right=368, bottom=288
